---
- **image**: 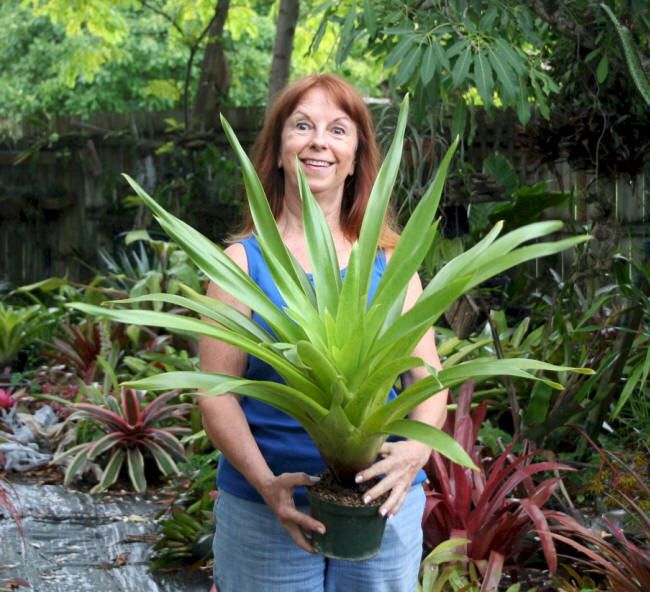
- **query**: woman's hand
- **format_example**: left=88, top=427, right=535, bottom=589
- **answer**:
left=354, top=440, right=431, bottom=518
left=258, top=472, right=326, bottom=553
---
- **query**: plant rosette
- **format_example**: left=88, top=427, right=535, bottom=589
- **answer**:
left=70, top=96, right=593, bottom=559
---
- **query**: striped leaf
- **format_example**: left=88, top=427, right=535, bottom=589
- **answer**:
left=91, top=448, right=125, bottom=493
left=63, top=446, right=91, bottom=487
left=127, top=447, right=147, bottom=493
left=149, top=428, right=187, bottom=462
left=88, top=432, right=124, bottom=460
left=143, top=439, right=181, bottom=476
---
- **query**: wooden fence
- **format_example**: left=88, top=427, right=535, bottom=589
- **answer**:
left=1, top=108, right=648, bottom=288
left=0, top=108, right=262, bottom=286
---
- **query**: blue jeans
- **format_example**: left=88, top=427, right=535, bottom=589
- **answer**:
left=212, top=486, right=425, bottom=592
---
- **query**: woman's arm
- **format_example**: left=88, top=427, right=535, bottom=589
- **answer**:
left=354, top=271, right=448, bottom=517
left=198, top=243, right=325, bottom=552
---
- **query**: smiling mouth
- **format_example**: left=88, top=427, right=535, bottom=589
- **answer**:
left=301, top=159, right=332, bottom=168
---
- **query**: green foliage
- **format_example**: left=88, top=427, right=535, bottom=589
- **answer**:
left=151, top=505, right=214, bottom=568
left=601, top=3, right=650, bottom=107
left=99, top=232, right=204, bottom=308
left=42, top=318, right=125, bottom=384
left=436, top=245, right=650, bottom=454
left=121, top=335, right=198, bottom=381
left=72, top=98, right=591, bottom=487
left=0, top=302, right=58, bottom=368
left=419, top=538, right=521, bottom=592
left=151, top=449, right=220, bottom=569
left=1, top=0, right=384, bottom=127
left=318, top=0, right=558, bottom=126
left=0, top=1, right=193, bottom=122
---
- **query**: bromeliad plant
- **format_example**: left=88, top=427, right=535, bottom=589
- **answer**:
left=422, top=382, right=569, bottom=575
left=71, top=96, right=592, bottom=485
left=54, top=388, right=191, bottom=493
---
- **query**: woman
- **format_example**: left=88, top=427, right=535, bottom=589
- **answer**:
left=199, top=74, right=447, bottom=592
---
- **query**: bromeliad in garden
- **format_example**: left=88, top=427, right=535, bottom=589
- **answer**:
left=54, top=388, right=190, bottom=493
left=71, top=95, right=592, bottom=491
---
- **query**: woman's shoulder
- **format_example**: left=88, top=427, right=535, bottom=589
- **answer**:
left=223, top=242, right=249, bottom=274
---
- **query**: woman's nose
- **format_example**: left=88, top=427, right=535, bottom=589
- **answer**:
left=310, top=127, right=327, bottom=149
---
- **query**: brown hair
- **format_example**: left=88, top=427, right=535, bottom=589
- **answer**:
left=232, top=73, right=399, bottom=248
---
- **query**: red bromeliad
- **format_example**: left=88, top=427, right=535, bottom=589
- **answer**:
left=54, top=389, right=191, bottom=493
left=0, top=387, right=17, bottom=410
left=423, top=381, right=572, bottom=576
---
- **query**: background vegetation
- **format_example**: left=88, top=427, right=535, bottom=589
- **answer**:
left=1, top=1, right=649, bottom=590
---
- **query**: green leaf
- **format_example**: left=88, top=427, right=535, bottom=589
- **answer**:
left=218, top=118, right=316, bottom=307
left=488, top=48, right=517, bottom=105
left=438, top=358, right=593, bottom=390
left=112, top=290, right=273, bottom=344
left=601, top=3, right=650, bottom=106
left=121, top=174, right=303, bottom=344
left=124, top=371, right=328, bottom=425
left=478, top=5, right=498, bottom=30
left=432, top=39, right=450, bottom=70
left=370, top=274, right=473, bottom=363
left=144, top=440, right=180, bottom=476
left=296, top=341, right=349, bottom=403
left=366, top=137, right=459, bottom=350
left=127, top=447, right=146, bottom=493
left=68, top=303, right=321, bottom=400
left=63, top=446, right=91, bottom=486
left=452, top=47, right=472, bottom=87
left=596, top=54, right=609, bottom=84
left=446, top=38, right=468, bottom=58
left=385, top=36, right=417, bottom=69
left=421, top=43, right=436, bottom=85
left=298, top=165, right=342, bottom=316
left=347, top=356, right=423, bottom=425
left=473, top=49, right=494, bottom=106
left=309, top=7, right=330, bottom=54
left=334, top=94, right=410, bottom=358
left=483, top=152, right=518, bottom=196
left=336, top=2, right=357, bottom=65
left=363, top=0, right=377, bottom=38
left=515, top=76, right=531, bottom=125
left=91, top=448, right=125, bottom=494
left=450, top=100, right=467, bottom=139
left=394, top=43, right=422, bottom=86
left=523, top=382, right=553, bottom=426
left=88, top=432, right=123, bottom=460
left=383, top=419, right=477, bottom=470
left=612, top=346, right=650, bottom=418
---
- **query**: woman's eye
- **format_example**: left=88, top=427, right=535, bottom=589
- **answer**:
left=332, top=126, right=346, bottom=135
left=296, top=121, right=311, bottom=131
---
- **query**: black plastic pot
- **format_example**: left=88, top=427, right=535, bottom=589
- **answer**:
left=306, top=488, right=387, bottom=561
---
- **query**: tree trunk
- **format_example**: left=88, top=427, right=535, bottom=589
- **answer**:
left=192, top=0, right=231, bottom=131
left=267, top=0, right=300, bottom=112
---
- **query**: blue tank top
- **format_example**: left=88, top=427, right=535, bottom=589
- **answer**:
left=216, top=235, right=424, bottom=504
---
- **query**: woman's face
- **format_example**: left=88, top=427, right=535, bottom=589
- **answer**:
left=278, top=87, right=359, bottom=202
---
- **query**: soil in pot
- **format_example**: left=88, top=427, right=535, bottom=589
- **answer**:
left=307, top=471, right=389, bottom=561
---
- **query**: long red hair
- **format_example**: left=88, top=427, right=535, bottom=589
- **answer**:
left=233, top=73, right=399, bottom=248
